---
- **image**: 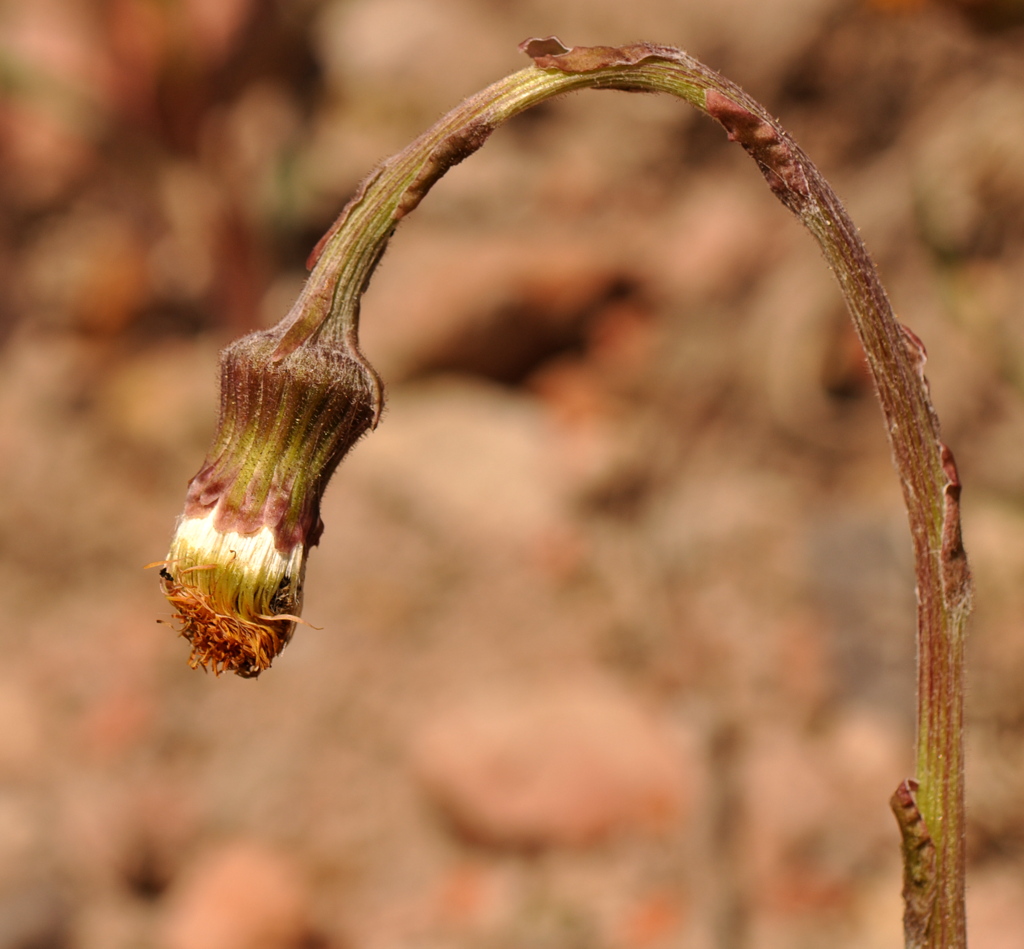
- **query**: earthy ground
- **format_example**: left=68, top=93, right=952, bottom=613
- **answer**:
left=3, top=0, right=1024, bottom=947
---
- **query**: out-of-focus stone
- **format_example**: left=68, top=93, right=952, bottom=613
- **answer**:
left=852, top=875, right=905, bottom=949
left=76, top=686, right=153, bottom=763
left=0, top=795, right=40, bottom=891
left=822, top=712, right=910, bottom=841
left=151, top=162, right=226, bottom=303
left=411, top=684, right=689, bottom=848
left=342, top=377, right=561, bottom=552
left=430, top=861, right=516, bottom=933
left=359, top=230, right=628, bottom=384
left=654, top=183, right=779, bottom=303
left=159, top=841, right=310, bottom=949
left=0, top=679, right=43, bottom=779
left=742, top=728, right=833, bottom=906
left=95, top=340, right=219, bottom=456
left=182, top=0, right=255, bottom=62
left=202, top=82, right=301, bottom=221
left=0, top=0, right=112, bottom=105
left=0, top=100, right=95, bottom=208
left=0, top=883, right=69, bottom=949
left=615, top=891, right=687, bottom=949
left=914, top=80, right=1024, bottom=259
left=967, top=872, right=1024, bottom=949
left=314, top=0, right=511, bottom=116
left=938, top=0, right=1024, bottom=33
left=23, top=210, right=150, bottom=335
left=742, top=712, right=908, bottom=916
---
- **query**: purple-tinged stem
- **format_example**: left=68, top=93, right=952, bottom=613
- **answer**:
left=168, top=38, right=973, bottom=943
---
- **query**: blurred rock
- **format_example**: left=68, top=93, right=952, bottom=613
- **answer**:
left=159, top=841, right=310, bottom=949
left=743, top=727, right=836, bottom=911
left=808, top=515, right=916, bottom=718
left=822, top=713, right=911, bottom=852
left=75, top=686, right=153, bottom=764
left=528, top=357, right=622, bottom=492
left=0, top=100, right=96, bottom=208
left=742, top=712, right=908, bottom=915
left=314, top=0, right=512, bottom=118
left=359, top=230, right=631, bottom=384
left=939, top=0, right=1024, bottom=29
left=151, top=163, right=227, bottom=304
left=850, top=875, right=905, bottom=949
left=411, top=683, right=689, bottom=848
left=0, top=794, right=41, bottom=892
left=0, top=0, right=112, bottom=104
left=0, top=678, right=44, bottom=779
left=202, top=82, right=302, bottom=225
left=914, top=80, right=1024, bottom=259
left=0, top=882, right=69, bottom=949
left=23, top=210, right=150, bottom=335
left=614, top=891, right=687, bottom=949
left=182, top=0, right=256, bottom=63
left=653, top=181, right=780, bottom=303
left=430, top=861, right=516, bottom=933
left=74, top=894, right=151, bottom=949
left=968, top=872, right=1024, bottom=949
left=94, top=339, right=219, bottom=456
left=343, top=377, right=561, bottom=552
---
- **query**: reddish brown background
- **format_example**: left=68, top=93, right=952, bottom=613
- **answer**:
left=2, top=0, right=1024, bottom=946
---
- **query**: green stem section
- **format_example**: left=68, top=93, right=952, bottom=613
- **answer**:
left=269, top=55, right=701, bottom=370
left=275, top=38, right=971, bottom=947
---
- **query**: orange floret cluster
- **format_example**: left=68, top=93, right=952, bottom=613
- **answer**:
left=159, top=566, right=294, bottom=677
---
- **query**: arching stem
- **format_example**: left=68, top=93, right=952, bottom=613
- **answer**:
left=171, top=37, right=972, bottom=946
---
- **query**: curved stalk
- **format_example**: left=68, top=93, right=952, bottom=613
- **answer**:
left=163, top=37, right=971, bottom=945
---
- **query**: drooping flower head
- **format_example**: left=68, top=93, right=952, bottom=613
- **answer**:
left=160, top=329, right=380, bottom=677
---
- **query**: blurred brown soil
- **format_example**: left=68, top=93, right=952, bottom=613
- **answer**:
left=2, top=0, right=1024, bottom=947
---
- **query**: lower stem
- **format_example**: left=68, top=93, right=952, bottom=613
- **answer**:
left=917, top=593, right=967, bottom=948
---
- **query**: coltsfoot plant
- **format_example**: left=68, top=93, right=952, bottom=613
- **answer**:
left=156, top=38, right=972, bottom=949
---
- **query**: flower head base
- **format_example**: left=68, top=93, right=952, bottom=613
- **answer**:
left=161, top=514, right=307, bottom=677
left=160, top=328, right=380, bottom=676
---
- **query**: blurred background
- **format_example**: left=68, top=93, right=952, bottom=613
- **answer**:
left=2, top=0, right=1024, bottom=946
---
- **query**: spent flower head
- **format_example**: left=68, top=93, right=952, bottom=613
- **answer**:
left=160, top=329, right=380, bottom=677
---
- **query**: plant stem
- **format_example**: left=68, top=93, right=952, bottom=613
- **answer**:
left=266, top=38, right=972, bottom=946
